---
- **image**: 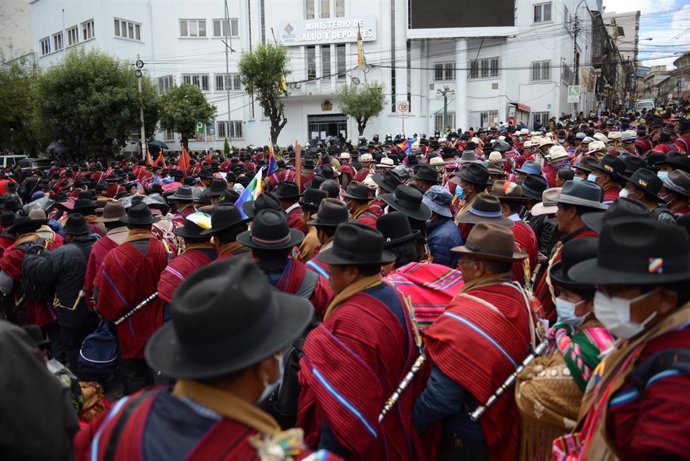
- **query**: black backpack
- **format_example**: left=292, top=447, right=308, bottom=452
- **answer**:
left=20, top=240, right=54, bottom=304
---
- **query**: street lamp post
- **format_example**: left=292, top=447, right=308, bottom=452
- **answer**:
left=135, top=55, right=146, bottom=160
left=436, top=85, right=454, bottom=133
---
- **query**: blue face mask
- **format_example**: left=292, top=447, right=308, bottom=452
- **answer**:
left=556, top=298, right=587, bottom=328
left=657, top=170, right=669, bottom=181
left=587, top=173, right=597, bottom=183
left=573, top=176, right=584, bottom=182
left=455, top=186, right=465, bottom=200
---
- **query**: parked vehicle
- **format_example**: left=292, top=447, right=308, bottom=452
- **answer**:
left=635, top=99, right=655, bottom=112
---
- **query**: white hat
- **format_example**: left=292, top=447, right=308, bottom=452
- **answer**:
left=488, top=151, right=503, bottom=162
left=607, top=131, right=622, bottom=140
left=547, top=145, right=569, bottom=161
left=622, top=130, right=638, bottom=142
left=586, top=141, right=607, bottom=155
left=339, top=152, right=351, bottom=160
left=592, top=132, right=609, bottom=144
left=429, top=156, right=445, bottom=167
left=359, top=153, right=373, bottom=163
left=523, top=140, right=535, bottom=148
left=529, top=131, right=542, bottom=137
left=376, top=157, right=395, bottom=168
left=519, top=128, right=530, bottom=135
left=530, top=187, right=561, bottom=216
left=471, top=136, right=483, bottom=146
left=363, top=174, right=377, bottom=189
left=498, top=135, right=506, bottom=142
left=581, top=136, right=595, bottom=144
left=539, top=137, right=555, bottom=148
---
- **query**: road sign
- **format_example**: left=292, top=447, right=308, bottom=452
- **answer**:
left=397, top=100, right=410, bottom=113
left=567, top=85, right=581, bottom=104
left=196, top=122, right=205, bottom=134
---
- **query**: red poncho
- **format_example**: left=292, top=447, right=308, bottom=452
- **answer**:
left=157, top=247, right=217, bottom=304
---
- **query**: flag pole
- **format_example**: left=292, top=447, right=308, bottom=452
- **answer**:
left=295, top=140, right=302, bottom=191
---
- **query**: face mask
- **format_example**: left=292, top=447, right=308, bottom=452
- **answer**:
left=258, top=353, right=284, bottom=403
left=555, top=298, right=587, bottom=328
left=455, top=186, right=465, bottom=200
left=594, top=290, right=658, bottom=339
left=657, top=171, right=669, bottom=181
left=558, top=139, right=565, bottom=144
left=573, top=176, right=584, bottom=182
left=619, top=188, right=629, bottom=198
left=587, top=173, right=597, bottom=183
left=519, top=136, right=524, bottom=142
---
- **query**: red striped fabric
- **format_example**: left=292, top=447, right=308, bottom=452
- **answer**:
left=157, top=249, right=216, bottom=303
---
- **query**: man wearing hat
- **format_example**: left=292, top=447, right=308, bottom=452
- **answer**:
left=297, top=222, right=425, bottom=459
left=304, top=198, right=350, bottom=279
left=272, top=181, right=308, bottom=234
left=411, top=164, right=439, bottom=192
left=353, top=153, right=374, bottom=182
left=415, top=222, right=535, bottom=461
left=660, top=169, right=690, bottom=217
left=587, top=154, right=625, bottom=204
left=564, top=219, right=690, bottom=459
left=266, top=159, right=297, bottom=192
left=75, top=258, right=320, bottom=460
left=342, top=181, right=379, bottom=228
left=299, top=159, right=317, bottom=193
left=338, top=152, right=356, bottom=188
left=422, top=185, right=462, bottom=267
left=35, top=213, right=100, bottom=371
left=238, top=209, right=333, bottom=319
left=93, top=203, right=169, bottom=394
left=201, top=203, right=250, bottom=259
left=168, top=185, right=197, bottom=228
left=622, top=168, right=674, bottom=222
left=158, top=211, right=217, bottom=311
left=532, top=180, right=605, bottom=324
left=0, top=211, right=16, bottom=259
left=73, top=192, right=105, bottom=236
left=297, top=188, right=328, bottom=261
left=452, top=163, right=490, bottom=218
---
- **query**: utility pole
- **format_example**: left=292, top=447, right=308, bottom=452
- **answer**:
left=437, top=86, right=454, bottom=133
left=135, top=55, right=146, bottom=160
left=573, top=14, right=580, bottom=114
left=224, top=0, right=233, bottom=144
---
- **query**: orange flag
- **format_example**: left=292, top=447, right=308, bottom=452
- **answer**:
left=155, top=150, right=165, bottom=166
left=178, top=147, right=191, bottom=172
left=145, top=148, right=154, bottom=166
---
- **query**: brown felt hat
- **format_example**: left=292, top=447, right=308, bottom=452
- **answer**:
left=452, top=221, right=526, bottom=262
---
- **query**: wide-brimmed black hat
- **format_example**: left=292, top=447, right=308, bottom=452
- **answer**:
left=413, top=164, right=439, bottom=184
left=662, top=169, right=690, bottom=198
left=521, top=174, right=548, bottom=201
left=454, top=163, right=490, bottom=187
left=298, top=188, right=328, bottom=214
left=120, top=203, right=160, bottom=225
left=307, top=198, right=350, bottom=228
left=658, top=152, right=690, bottom=173
left=169, top=185, right=195, bottom=202
left=237, top=209, right=304, bottom=250
left=581, top=197, right=651, bottom=233
left=2, top=196, right=21, bottom=212
left=175, top=212, right=212, bottom=239
left=200, top=203, right=248, bottom=236
left=589, top=154, right=625, bottom=181
left=377, top=211, right=419, bottom=248
left=208, top=178, right=229, bottom=197
left=0, top=210, right=15, bottom=228
left=569, top=219, right=690, bottom=285
left=490, top=180, right=529, bottom=203
left=11, top=216, right=40, bottom=235
left=452, top=221, right=526, bottom=262
left=550, top=238, right=599, bottom=293
left=63, top=213, right=90, bottom=236
left=456, top=194, right=514, bottom=227
left=372, top=170, right=403, bottom=193
left=381, top=185, right=432, bottom=222
left=557, top=180, right=608, bottom=210
left=623, top=156, right=646, bottom=176
left=626, top=168, right=663, bottom=201
left=318, top=222, right=395, bottom=265
left=242, top=192, right=282, bottom=219
left=273, top=181, right=302, bottom=199
left=146, top=258, right=314, bottom=380
left=199, top=168, right=214, bottom=179
left=342, top=181, right=371, bottom=201
left=72, top=197, right=98, bottom=213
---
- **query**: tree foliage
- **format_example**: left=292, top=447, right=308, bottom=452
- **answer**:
left=0, top=63, right=37, bottom=154
left=158, top=83, right=216, bottom=149
left=239, top=43, right=289, bottom=145
left=338, top=83, right=385, bottom=136
left=33, top=49, right=159, bottom=158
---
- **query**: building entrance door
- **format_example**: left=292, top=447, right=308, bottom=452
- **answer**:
left=307, top=114, right=347, bottom=145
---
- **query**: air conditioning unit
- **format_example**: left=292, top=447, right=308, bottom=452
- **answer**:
left=492, top=83, right=499, bottom=90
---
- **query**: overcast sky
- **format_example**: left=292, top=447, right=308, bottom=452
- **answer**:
left=602, top=0, right=690, bottom=68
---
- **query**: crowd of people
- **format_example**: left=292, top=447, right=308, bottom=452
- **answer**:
left=2, top=103, right=690, bottom=460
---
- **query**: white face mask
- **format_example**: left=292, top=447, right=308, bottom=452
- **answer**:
left=619, top=188, right=629, bottom=198
left=555, top=297, right=587, bottom=328
left=594, top=290, right=658, bottom=339
left=257, top=353, right=284, bottom=403
left=587, top=173, right=597, bottom=183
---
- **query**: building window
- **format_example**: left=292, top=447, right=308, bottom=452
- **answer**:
left=320, top=0, right=330, bottom=18
left=534, top=2, right=552, bottom=23
left=469, top=57, right=499, bottom=79
left=533, top=111, right=550, bottom=129
left=321, top=45, right=331, bottom=78
left=531, top=60, right=551, bottom=81
left=335, top=0, right=345, bottom=17
left=336, top=44, right=346, bottom=79
left=82, top=19, right=95, bottom=40
left=480, top=110, right=499, bottom=127
left=40, top=37, right=51, bottom=56
left=114, top=19, right=142, bottom=40
left=67, top=26, right=79, bottom=46
left=179, top=19, right=206, bottom=37
left=561, top=62, right=574, bottom=85
left=164, top=130, right=175, bottom=141
left=215, top=73, right=242, bottom=91
left=306, top=0, right=315, bottom=19
left=158, top=75, right=174, bottom=93
left=307, top=45, right=316, bottom=80
left=53, top=32, right=63, bottom=52
left=434, top=111, right=456, bottom=132
left=434, top=62, right=455, bottom=81
left=218, top=120, right=244, bottom=139
left=182, top=73, right=210, bottom=91
left=213, top=18, right=239, bottom=37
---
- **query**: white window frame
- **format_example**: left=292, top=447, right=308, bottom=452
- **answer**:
left=52, top=32, right=63, bottom=52
left=158, top=75, right=174, bottom=93
left=531, top=60, right=551, bottom=81
left=215, top=73, right=242, bottom=91
left=114, top=18, right=142, bottom=41
left=67, top=26, right=79, bottom=46
left=434, top=62, right=455, bottom=81
left=164, top=130, right=176, bottom=141
left=212, top=18, right=239, bottom=38
left=182, top=73, right=210, bottom=91
left=434, top=111, right=456, bottom=132
left=179, top=19, right=206, bottom=38
left=534, top=2, right=552, bottom=23
left=336, top=44, right=346, bottom=79
left=229, top=120, right=243, bottom=139
left=533, top=111, right=550, bottom=129
left=82, top=19, right=95, bottom=40
left=480, top=110, right=499, bottom=128
left=306, top=45, right=316, bottom=80
left=468, top=57, right=499, bottom=80
left=40, top=37, right=51, bottom=56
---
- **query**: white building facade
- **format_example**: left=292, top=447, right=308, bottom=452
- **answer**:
left=31, top=0, right=598, bottom=151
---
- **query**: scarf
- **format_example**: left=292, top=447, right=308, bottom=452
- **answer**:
left=323, top=274, right=381, bottom=320
left=173, top=380, right=280, bottom=436
left=14, top=233, right=40, bottom=246
left=218, top=241, right=246, bottom=256
left=125, top=229, right=153, bottom=243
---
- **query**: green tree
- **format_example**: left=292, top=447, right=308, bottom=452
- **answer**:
left=338, top=83, right=385, bottom=136
left=158, top=83, right=216, bottom=150
left=239, top=43, right=289, bottom=145
left=223, top=138, right=230, bottom=156
left=33, top=49, right=159, bottom=158
left=0, top=63, right=37, bottom=154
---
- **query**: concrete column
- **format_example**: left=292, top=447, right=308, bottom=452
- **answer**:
left=454, top=38, right=468, bottom=132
